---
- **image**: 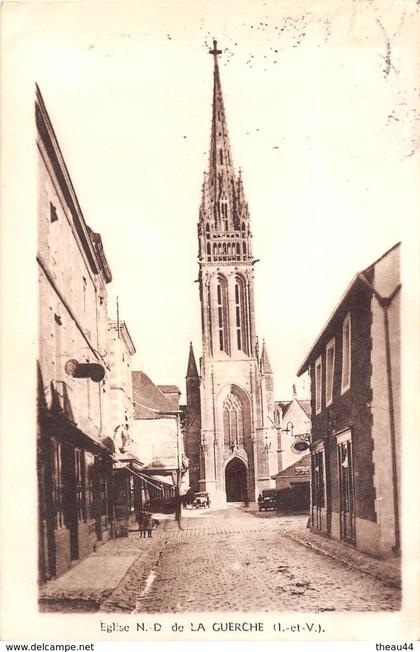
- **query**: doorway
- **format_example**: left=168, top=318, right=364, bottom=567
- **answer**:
left=338, top=436, right=356, bottom=545
left=225, top=457, right=247, bottom=502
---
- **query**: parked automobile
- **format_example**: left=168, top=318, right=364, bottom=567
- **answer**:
left=258, top=489, right=278, bottom=511
left=192, top=492, right=211, bottom=509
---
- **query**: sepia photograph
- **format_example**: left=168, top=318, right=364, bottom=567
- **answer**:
left=1, top=0, right=420, bottom=643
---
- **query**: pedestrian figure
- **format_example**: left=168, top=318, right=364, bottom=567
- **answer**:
left=143, top=511, right=154, bottom=538
left=135, top=508, right=146, bottom=538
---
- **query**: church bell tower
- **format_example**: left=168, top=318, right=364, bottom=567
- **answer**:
left=185, top=41, right=279, bottom=506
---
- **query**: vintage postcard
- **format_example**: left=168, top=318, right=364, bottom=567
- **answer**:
left=1, top=0, right=419, bottom=644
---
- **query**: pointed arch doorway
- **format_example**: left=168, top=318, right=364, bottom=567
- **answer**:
left=225, top=457, right=247, bottom=503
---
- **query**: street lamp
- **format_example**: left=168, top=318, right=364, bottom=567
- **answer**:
left=282, top=421, right=294, bottom=437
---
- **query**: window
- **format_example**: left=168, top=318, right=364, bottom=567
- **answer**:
left=326, top=337, right=335, bottom=406
left=234, top=276, right=248, bottom=354
left=100, top=474, right=110, bottom=528
left=85, top=452, right=95, bottom=520
left=235, top=283, right=242, bottom=350
left=315, top=355, right=322, bottom=415
left=219, top=149, right=223, bottom=165
left=341, top=313, right=351, bottom=394
left=75, top=448, right=86, bottom=523
left=223, top=394, right=244, bottom=448
left=216, top=277, right=229, bottom=353
left=312, top=450, right=325, bottom=508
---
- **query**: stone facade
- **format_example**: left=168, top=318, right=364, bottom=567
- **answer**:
left=184, top=43, right=280, bottom=507
left=297, top=243, right=401, bottom=559
left=37, top=85, right=114, bottom=580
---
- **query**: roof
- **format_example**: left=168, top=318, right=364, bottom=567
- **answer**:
left=275, top=399, right=311, bottom=418
left=299, top=400, right=311, bottom=418
left=108, top=320, right=136, bottom=355
left=186, top=342, right=199, bottom=378
left=272, top=454, right=311, bottom=479
left=158, top=385, right=180, bottom=394
left=275, top=401, right=292, bottom=416
left=297, top=243, right=401, bottom=376
left=132, top=371, right=176, bottom=419
left=158, top=385, right=181, bottom=411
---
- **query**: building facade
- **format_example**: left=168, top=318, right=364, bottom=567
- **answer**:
left=37, top=86, right=115, bottom=581
left=106, top=319, right=138, bottom=535
left=184, top=42, right=280, bottom=507
left=297, top=244, right=401, bottom=559
left=131, top=371, right=188, bottom=509
left=274, top=394, right=312, bottom=473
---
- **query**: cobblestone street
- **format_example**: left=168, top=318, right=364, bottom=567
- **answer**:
left=97, top=507, right=400, bottom=613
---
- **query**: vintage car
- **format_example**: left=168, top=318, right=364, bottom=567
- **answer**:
left=258, top=489, right=278, bottom=511
left=192, top=492, right=211, bottom=509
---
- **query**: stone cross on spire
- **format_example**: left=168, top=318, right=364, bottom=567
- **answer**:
left=209, top=39, right=222, bottom=63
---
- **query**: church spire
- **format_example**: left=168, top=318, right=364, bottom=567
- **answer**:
left=260, top=340, right=273, bottom=375
left=208, top=39, right=235, bottom=216
left=198, top=39, right=252, bottom=263
left=186, top=341, right=199, bottom=379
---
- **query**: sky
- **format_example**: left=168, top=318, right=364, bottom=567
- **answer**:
left=12, top=0, right=420, bottom=399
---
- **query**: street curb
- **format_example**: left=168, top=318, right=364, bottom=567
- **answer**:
left=284, top=532, right=401, bottom=589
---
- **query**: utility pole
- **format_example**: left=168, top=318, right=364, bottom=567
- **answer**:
left=175, top=411, right=182, bottom=527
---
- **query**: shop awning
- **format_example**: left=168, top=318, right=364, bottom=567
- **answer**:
left=148, top=474, right=175, bottom=487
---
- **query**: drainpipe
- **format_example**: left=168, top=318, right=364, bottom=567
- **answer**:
left=358, top=273, right=401, bottom=552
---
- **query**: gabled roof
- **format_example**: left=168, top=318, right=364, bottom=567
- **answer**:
left=132, top=371, right=175, bottom=420
left=272, top=454, right=311, bottom=479
left=275, top=401, right=292, bottom=416
left=275, top=398, right=312, bottom=419
left=297, top=242, right=401, bottom=376
left=299, top=400, right=312, bottom=418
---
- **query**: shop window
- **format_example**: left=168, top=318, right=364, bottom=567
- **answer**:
left=75, top=448, right=86, bottom=523
left=51, top=439, right=64, bottom=530
left=326, top=337, right=335, bottom=406
left=100, top=475, right=109, bottom=528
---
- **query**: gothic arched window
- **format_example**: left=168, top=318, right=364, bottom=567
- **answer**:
left=234, top=275, right=248, bottom=354
left=220, top=198, right=228, bottom=230
left=223, top=394, right=244, bottom=448
left=216, top=275, right=229, bottom=354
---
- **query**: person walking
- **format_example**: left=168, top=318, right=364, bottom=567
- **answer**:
left=143, top=511, right=154, bottom=538
left=135, top=505, right=146, bottom=538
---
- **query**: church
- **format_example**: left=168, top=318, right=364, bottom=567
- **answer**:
left=184, top=42, right=281, bottom=507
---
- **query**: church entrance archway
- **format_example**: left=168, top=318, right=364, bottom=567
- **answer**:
left=225, top=457, right=247, bottom=503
